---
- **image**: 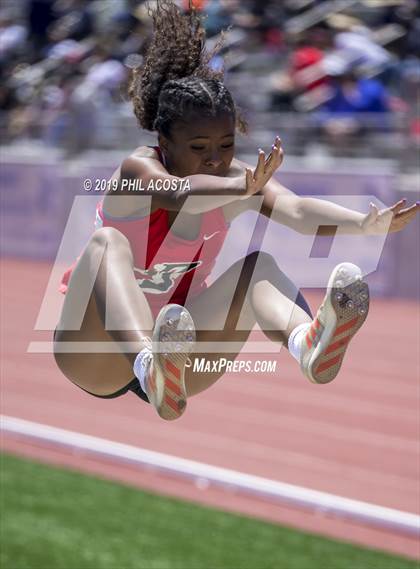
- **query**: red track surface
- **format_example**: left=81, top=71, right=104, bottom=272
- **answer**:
left=1, top=258, right=419, bottom=560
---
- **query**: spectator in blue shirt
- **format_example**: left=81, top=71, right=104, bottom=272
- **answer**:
left=324, top=69, right=390, bottom=114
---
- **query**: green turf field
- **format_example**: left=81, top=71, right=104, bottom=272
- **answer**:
left=0, top=453, right=417, bottom=569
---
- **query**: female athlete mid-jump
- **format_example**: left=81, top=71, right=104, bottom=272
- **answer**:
left=53, top=1, right=419, bottom=420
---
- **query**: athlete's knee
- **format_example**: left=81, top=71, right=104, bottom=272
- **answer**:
left=256, top=251, right=277, bottom=266
left=245, top=250, right=276, bottom=264
left=90, top=227, right=132, bottom=254
left=243, top=251, right=278, bottom=279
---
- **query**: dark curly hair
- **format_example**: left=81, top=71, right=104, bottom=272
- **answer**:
left=128, top=0, right=247, bottom=137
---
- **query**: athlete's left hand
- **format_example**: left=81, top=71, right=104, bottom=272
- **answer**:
left=361, top=199, right=420, bottom=235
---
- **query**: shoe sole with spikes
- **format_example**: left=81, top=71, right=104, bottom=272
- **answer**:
left=300, top=263, right=370, bottom=384
left=147, top=304, right=195, bottom=420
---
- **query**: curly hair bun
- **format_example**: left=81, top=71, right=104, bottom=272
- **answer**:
left=128, top=0, right=247, bottom=135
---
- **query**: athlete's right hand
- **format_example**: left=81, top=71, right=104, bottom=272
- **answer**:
left=242, top=136, right=284, bottom=199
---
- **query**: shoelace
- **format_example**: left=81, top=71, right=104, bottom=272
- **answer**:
left=138, top=337, right=153, bottom=375
left=141, top=335, right=192, bottom=368
left=140, top=350, right=153, bottom=369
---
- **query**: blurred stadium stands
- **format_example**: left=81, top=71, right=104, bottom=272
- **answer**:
left=1, top=0, right=419, bottom=161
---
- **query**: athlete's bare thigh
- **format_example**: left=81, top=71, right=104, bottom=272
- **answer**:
left=54, top=294, right=136, bottom=395
left=53, top=230, right=153, bottom=396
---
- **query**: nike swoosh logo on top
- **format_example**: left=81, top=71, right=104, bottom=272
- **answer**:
left=203, top=231, right=221, bottom=241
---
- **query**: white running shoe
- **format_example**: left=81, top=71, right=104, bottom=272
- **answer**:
left=300, top=263, right=370, bottom=384
left=144, top=304, right=195, bottom=420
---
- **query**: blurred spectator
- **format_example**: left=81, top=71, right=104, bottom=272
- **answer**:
left=47, top=0, right=94, bottom=43
left=0, top=12, right=28, bottom=61
left=269, top=30, right=329, bottom=111
left=183, top=0, right=209, bottom=11
left=323, top=68, right=390, bottom=114
left=316, top=67, right=391, bottom=146
left=324, top=17, right=393, bottom=77
left=201, top=0, right=233, bottom=38
left=28, top=0, right=56, bottom=50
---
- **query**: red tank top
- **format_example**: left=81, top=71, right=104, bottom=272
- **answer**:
left=59, top=147, right=230, bottom=317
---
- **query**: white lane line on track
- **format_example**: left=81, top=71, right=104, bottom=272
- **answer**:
left=1, top=415, right=419, bottom=537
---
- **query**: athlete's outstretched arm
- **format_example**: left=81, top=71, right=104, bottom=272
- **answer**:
left=233, top=153, right=419, bottom=236
left=259, top=183, right=420, bottom=236
left=103, top=139, right=283, bottom=217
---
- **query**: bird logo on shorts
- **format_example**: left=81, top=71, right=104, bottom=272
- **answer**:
left=134, top=261, right=203, bottom=294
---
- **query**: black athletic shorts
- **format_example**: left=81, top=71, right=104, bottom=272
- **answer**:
left=53, top=328, right=149, bottom=404
left=78, top=376, right=150, bottom=403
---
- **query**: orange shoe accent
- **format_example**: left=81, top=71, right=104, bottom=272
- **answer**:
left=165, top=359, right=181, bottom=380
left=166, top=377, right=182, bottom=397
left=310, top=325, right=316, bottom=340
left=324, top=335, right=351, bottom=356
left=333, top=316, right=359, bottom=338
left=164, top=393, right=179, bottom=412
left=306, top=318, right=320, bottom=350
left=149, top=371, right=157, bottom=393
left=315, top=354, right=341, bottom=374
